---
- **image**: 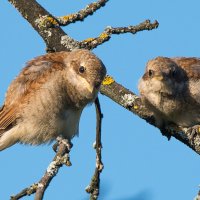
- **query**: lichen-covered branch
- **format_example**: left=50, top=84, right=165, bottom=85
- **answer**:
left=56, top=0, right=108, bottom=26
left=80, top=20, right=159, bottom=49
left=101, top=76, right=200, bottom=154
left=8, top=0, right=79, bottom=52
left=86, top=98, right=104, bottom=200
left=8, top=0, right=158, bottom=52
left=10, top=184, right=38, bottom=200
left=10, top=137, right=72, bottom=200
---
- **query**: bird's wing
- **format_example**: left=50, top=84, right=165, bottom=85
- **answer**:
left=0, top=51, right=68, bottom=132
left=173, top=57, right=200, bottom=79
left=173, top=57, right=200, bottom=105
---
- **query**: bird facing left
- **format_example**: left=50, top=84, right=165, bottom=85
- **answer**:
left=0, top=49, right=106, bottom=151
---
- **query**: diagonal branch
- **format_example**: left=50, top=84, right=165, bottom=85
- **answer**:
left=10, top=137, right=72, bottom=200
left=56, top=0, right=108, bottom=26
left=100, top=76, right=200, bottom=154
left=10, top=184, right=38, bottom=200
left=8, top=0, right=80, bottom=52
left=80, top=20, right=159, bottom=49
left=86, top=97, right=104, bottom=200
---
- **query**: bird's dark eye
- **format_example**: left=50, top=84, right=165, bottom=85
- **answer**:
left=148, top=69, right=154, bottom=77
left=79, top=66, right=85, bottom=73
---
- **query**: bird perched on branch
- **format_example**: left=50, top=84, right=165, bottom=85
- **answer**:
left=138, top=57, right=200, bottom=134
left=0, top=49, right=106, bottom=151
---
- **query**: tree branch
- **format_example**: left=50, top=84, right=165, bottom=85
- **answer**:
left=86, top=98, right=104, bottom=200
left=56, top=0, right=108, bottom=26
left=8, top=0, right=158, bottom=52
left=101, top=76, right=200, bottom=154
left=8, top=0, right=80, bottom=52
left=10, top=137, right=72, bottom=200
left=10, top=184, right=38, bottom=200
left=80, top=20, right=159, bottom=49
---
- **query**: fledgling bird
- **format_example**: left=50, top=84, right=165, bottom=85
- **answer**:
left=138, top=56, right=200, bottom=130
left=0, top=49, right=106, bottom=151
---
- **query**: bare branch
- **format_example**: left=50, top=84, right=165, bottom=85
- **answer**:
left=80, top=20, right=159, bottom=49
left=86, top=98, right=104, bottom=200
left=10, top=184, right=37, bottom=200
left=56, top=0, right=108, bottom=26
left=34, top=138, right=72, bottom=200
left=10, top=137, right=72, bottom=200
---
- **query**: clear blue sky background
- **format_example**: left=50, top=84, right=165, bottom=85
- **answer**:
left=1, top=1, right=200, bottom=200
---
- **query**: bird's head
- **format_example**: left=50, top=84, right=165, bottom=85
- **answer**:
left=139, top=57, right=187, bottom=99
left=63, top=49, right=106, bottom=107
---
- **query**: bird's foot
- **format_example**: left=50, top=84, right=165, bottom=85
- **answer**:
left=160, top=123, right=179, bottom=141
left=53, top=137, right=73, bottom=152
left=160, top=127, right=172, bottom=140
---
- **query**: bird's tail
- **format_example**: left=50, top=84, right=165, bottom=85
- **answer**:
left=0, top=126, right=19, bottom=151
left=0, top=105, right=20, bottom=151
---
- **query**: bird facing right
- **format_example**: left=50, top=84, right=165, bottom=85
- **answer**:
left=0, top=49, right=106, bottom=151
left=138, top=56, right=200, bottom=130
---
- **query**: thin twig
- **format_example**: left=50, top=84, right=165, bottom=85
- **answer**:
left=80, top=20, right=159, bottom=49
left=10, top=137, right=72, bottom=200
left=86, top=97, right=104, bottom=200
left=10, top=184, right=38, bottom=200
left=56, top=0, right=108, bottom=26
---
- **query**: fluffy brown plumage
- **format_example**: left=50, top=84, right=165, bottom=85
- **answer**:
left=0, top=49, right=106, bottom=151
left=138, top=56, right=200, bottom=128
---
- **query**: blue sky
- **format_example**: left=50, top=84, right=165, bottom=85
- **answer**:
left=1, top=0, right=200, bottom=199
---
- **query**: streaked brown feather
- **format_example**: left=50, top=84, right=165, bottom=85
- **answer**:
left=5, top=52, right=67, bottom=107
left=0, top=51, right=68, bottom=134
left=0, top=107, right=17, bottom=129
left=172, top=57, right=200, bottom=79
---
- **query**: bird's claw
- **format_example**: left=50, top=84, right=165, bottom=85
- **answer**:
left=161, top=127, right=172, bottom=140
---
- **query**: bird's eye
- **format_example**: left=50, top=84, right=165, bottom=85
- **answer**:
left=79, top=66, right=85, bottom=73
left=148, top=69, right=154, bottom=77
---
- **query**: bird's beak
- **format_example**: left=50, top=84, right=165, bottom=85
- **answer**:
left=154, top=75, right=163, bottom=81
left=86, top=84, right=94, bottom=93
left=153, top=72, right=164, bottom=81
left=86, top=80, right=102, bottom=94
